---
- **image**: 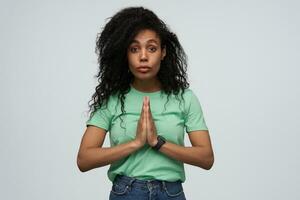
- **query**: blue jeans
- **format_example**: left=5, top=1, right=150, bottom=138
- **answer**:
left=109, top=174, right=186, bottom=200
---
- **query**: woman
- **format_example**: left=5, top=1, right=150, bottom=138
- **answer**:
left=77, top=6, right=214, bottom=200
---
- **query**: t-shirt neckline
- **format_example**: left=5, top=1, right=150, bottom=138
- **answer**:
left=130, top=84, right=162, bottom=97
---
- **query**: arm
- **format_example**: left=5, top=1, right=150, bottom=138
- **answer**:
left=151, top=130, right=214, bottom=170
left=76, top=125, right=141, bottom=172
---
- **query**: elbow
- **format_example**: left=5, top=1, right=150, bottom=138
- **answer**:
left=77, top=157, right=86, bottom=172
left=199, top=154, right=214, bottom=170
left=204, top=155, right=214, bottom=170
left=77, top=154, right=90, bottom=173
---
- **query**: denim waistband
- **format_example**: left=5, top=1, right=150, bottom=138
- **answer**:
left=113, top=174, right=182, bottom=191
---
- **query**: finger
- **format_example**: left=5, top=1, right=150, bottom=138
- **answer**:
left=145, top=98, right=148, bottom=122
left=148, top=99, right=151, bottom=114
left=143, top=106, right=146, bottom=127
left=141, top=97, right=145, bottom=116
left=143, top=97, right=147, bottom=124
left=147, top=97, right=152, bottom=120
left=141, top=97, right=146, bottom=124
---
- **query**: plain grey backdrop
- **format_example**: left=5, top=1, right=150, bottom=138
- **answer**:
left=1, top=0, right=299, bottom=199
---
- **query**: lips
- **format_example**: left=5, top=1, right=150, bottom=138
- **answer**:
left=137, top=66, right=151, bottom=72
left=137, top=66, right=151, bottom=69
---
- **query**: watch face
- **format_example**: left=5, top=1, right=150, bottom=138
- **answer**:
left=152, top=135, right=166, bottom=150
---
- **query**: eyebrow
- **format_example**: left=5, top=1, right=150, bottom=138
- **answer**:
left=130, top=39, right=159, bottom=45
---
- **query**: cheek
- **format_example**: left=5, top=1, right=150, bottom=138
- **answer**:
left=127, top=54, right=138, bottom=65
left=153, top=58, right=162, bottom=68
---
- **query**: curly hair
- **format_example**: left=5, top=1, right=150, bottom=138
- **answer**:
left=87, top=6, right=190, bottom=129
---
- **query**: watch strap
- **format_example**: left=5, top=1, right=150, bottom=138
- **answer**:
left=152, top=135, right=166, bottom=151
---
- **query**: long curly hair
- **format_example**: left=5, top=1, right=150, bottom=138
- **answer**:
left=87, top=6, right=190, bottom=128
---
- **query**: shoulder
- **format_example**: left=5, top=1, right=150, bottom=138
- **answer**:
left=93, top=94, right=119, bottom=114
left=180, top=88, right=204, bottom=110
left=181, top=87, right=197, bottom=101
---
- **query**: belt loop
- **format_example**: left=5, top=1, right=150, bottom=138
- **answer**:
left=162, top=180, right=167, bottom=190
left=127, top=176, right=136, bottom=191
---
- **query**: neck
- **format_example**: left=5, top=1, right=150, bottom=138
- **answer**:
left=131, top=78, right=161, bottom=92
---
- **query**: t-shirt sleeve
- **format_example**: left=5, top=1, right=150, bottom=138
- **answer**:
left=86, top=102, right=112, bottom=131
left=184, top=90, right=209, bottom=133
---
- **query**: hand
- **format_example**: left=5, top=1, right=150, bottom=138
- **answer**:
left=145, top=96, right=158, bottom=147
left=134, top=96, right=147, bottom=148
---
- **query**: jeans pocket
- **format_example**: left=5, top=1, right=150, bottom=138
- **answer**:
left=110, top=181, right=129, bottom=196
left=163, top=181, right=184, bottom=197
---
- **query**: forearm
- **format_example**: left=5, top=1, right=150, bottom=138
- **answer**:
left=77, top=140, right=140, bottom=172
left=158, top=141, right=214, bottom=170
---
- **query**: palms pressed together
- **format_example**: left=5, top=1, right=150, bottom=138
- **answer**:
left=135, top=96, right=158, bottom=147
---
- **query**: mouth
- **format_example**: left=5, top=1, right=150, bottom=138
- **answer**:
left=137, top=66, right=151, bottom=73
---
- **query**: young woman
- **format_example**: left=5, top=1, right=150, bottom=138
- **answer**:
left=77, top=6, right=214, bottom=200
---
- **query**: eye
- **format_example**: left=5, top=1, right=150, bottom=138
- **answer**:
left=149, top=46, right=157, bottom=52
left=129, top=47, right=138, bottom=53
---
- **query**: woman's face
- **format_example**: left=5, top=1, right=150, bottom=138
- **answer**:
left=127, top=29, right=166, bottom=82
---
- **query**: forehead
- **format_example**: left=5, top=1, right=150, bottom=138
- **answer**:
left=130, top=29, right=160, bottom=44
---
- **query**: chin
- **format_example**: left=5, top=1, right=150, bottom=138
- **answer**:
left=134, top=72, right=155, bottom=79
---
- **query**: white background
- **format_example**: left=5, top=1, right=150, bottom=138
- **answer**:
left=1, top=0, right=299, bottom=199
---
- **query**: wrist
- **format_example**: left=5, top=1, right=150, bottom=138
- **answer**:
left=150, top=137, right=158, bottom=147
left=151, top=135, right=166, bottom=151
left=132, top=140, right=144, bottom=149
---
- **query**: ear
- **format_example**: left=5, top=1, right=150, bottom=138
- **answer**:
left=161, top=46, right=166, bottom=60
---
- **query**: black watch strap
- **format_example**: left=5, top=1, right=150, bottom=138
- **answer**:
left=152, top=135, right=166, bottom=151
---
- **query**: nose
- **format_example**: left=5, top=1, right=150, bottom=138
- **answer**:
left=140, top=48, right=148, bottom=61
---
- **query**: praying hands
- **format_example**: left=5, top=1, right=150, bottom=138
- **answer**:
left=134, top=96, right=158, bottom=148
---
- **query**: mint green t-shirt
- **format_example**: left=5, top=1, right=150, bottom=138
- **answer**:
left=86, top=85, right=208, bottom=183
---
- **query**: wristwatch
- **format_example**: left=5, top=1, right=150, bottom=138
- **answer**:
left=152, top=135, right=166, bottom=151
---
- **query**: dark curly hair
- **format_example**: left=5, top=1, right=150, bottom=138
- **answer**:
left=87, top=6, right=190, bottom=129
